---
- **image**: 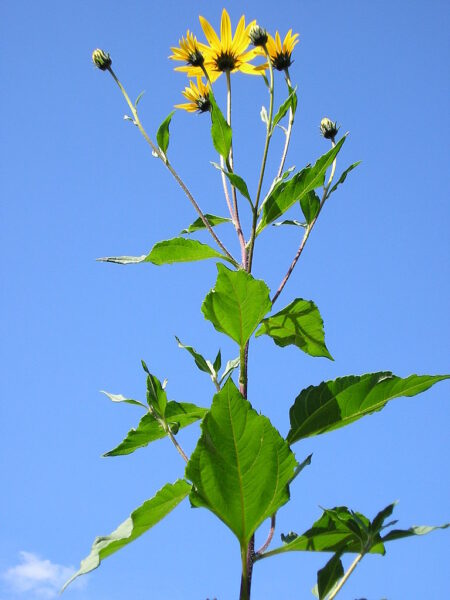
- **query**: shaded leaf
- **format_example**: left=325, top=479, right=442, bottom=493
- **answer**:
left=101, top=391, right=146, bottom=410
left=156, top=110, right=175, bottom=154
left=317, top=552, right=344, bottom=599
left=256, top=298, right=333, bottom=359
left=186, top=379, right=297, bottom=546
left=300, top=190, right=320, bottom=224
left=61, top=480, right=190, bottom=591
left=104, top=401, right=207, bottom=456
left=272, top=219, right=306, bottom=228
left=213, top=349, right=222, bottom=373
left=146, top=238, right=225, bottom=265
left=272, top=86, right=297, bottom=130
left=175, top=337, right=214, bottom=376
left=202, top=264, right=272, bottom=348
left=211, top=163, right=252, bottom=203
left=287, top=373, right=450, bottom=444
left=328, top=161, right=361, bottom=196
left=209, top=92, right=232, bottom=159
left=219, top=356, right=240, bottom=384
left=181, top=214, right=231, bottom=234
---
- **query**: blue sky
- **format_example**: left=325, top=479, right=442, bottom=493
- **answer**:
left=1, top=1, right=449, bottom=599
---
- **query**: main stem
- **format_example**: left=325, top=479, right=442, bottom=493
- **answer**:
left=328, top=553, right=364, bottom=600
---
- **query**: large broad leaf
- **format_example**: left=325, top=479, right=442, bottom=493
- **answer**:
left=104, top=401, right=207, bottom=456
left=145, top=238, right=225, bottom=265
left=287, top=373, right=449, bottom=444
left=255, top=298, right=333, bottom=359
left=185, top=379, right=297, bottom=547
left=156, top=110, right=175, bottom=154
left=61, top=480, right=190, bottom=591
left=209, top=92, right=232, bottom=160
left=181, top=213, right=231, bottom=234
left=257, top=137, right=346, bottom=233
left=202, top=264, right=272, bottom=348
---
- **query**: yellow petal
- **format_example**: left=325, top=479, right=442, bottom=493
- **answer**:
left=221, top=9, right=231, bottom=51
left=199, top=15, right=221, bottom=49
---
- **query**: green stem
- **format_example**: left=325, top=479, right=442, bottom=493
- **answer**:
left=276, top=68, right=295, bottom=179
left=239, top=545, right=250, bottom=600
left=327, top=552, right=364, bottom=600
left=106, top=67, right=238, bottom=267
left=247, top=46, right=275, bottom=272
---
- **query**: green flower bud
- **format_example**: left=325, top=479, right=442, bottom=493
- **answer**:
left=92, top=48, right=112, bottom=71
left=249, top=24, right=268, bottom=47
left=320, top=117, right=339, bottom=140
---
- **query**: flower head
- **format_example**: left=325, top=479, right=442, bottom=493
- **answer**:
left=198, top=9, right=265, bottom=79
left=266, top=30, right=299, bottom=71
left=170, top=31, right=208, bottom=74
left=249, top=24, right=268, bottom=47
left=320, top=117, right=339, bottom=140
left=92, top=48, right=112, bottom=71
left=175, top=77, right=211, bottom=113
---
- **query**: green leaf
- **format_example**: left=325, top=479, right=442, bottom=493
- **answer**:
left=213, top=349, right=222, bottom=373
left=101, top=391, right=146, bottom=409
left=300, top=190, right=320, bottom=224
left=256, top=298, right=333, bottom=360
left=381, top=523, right=450, bottom=543
left=202, top=264, right=272, bottom=348
left=156, top=110, right=175, bottom=154
left=209, top=92, right=232, bottom=160
left=272, top=219, right=306, bottom=228
left=61, top=480, right=190, bottom=591
left=328, top=161, right=361, bottom=196
left=104, top=401, right=207, bottom=456
left=97, top=255, right=147, bottom=264
left=185, top=379, right=297, bottom=547
left=181, top=214, right=231, bottom=234
left=145, top=238, right=225, bottom=265
left=211, top=163, right=252, bottom=204
left=175, top=337, right=214, bottom=376
left=257, top=137, right=346, bottom=233
left=145, top=372, right=167, bottom=417
left=271, top=86, right=297, bottom=130
left=219, top=356, right=240, bottom=384
left=287, top=373, right=450, bottom=445
left=317, top=553, right=344, bottom=600
left=134, top=90, right=145, bottom=107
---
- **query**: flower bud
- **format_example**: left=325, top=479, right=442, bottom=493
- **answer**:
left=92, top=48, right=112, bottom=71
left=249, top=24, right=268, bottom=47
left=320, top=117, right=339, bottom=140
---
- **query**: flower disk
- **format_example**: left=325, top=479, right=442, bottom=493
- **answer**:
left=266, top=29, right=299, bottom=71
left=170, top=30, right=208, bottom=73
left=175, top=77, right=211, bottom=113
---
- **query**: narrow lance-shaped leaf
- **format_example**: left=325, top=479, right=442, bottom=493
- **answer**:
left=61, top=480, right=190, bottom=591
left=156, top=110, right=175, bottom=154
left=256, top=298, right=333, bottom=360
left=186, top=379, right=297, bottom=547
left=202, top=263, right=272, bottom=348
left=101, top=391, right=146, bottom=409
left=287, top=372, right=450, bottom=444
left=211, top=163, right=252, bottom=204
left=209, top=92, right=232, bottom=160
left=271, top=86, right=297, bottom=131
left=181, top=213, right=231, bottom=234
left=328, top=161, right=361, bottom=196
left=175, top=337, right=214, bottom=376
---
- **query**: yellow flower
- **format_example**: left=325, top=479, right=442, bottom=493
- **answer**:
left=170, top=30, right=209, bottom=77
left=266, top=29, right=299, bottom=71
left=198, top=9, right=265, bottom=79
left=175, top=77, right=211, bottom=113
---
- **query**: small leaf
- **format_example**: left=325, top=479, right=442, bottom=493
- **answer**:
left=202, top=264, right=272, bottom=348
left=371, top=502, right=397, bottom=535
left=256, top=298, right=333, bottom=359
left=213, top=349, right=222, bottom=374
left=257, top=137, right=346, bottom=233
left=61, top=480, right=190, bottom=591
left=104, top=401, right=207, bottom=456
left=328, top=161, right=361, bottom=195
left=145, top=238, right=225, bottom=265
left=101, top=391, right=146, bottom=410
left=260, top=106, right=269, bottom=125
left=156, top=110, right=175, bottom=154
left=287, top=373, right=449, bottom=444
left=97, top=255, right=147, bottom=264
left=134, top=91, right=145, bottom=107
left=146, top=372, right=167, bottom=417
left=381, top=523, right=449, bottom=543
left=175, top=337, right=214, bottom=376
left=181, top=214, right=231, bottom=234
left=209, top=92, right=232, bottom=160
left=289, top=453, right=312, bottom=485
left=211, top=163, right=252, bottom=204
left=317, top=553, right=344, bottom=600
left=186, top=379, right=297, bottom=547
left=272, top=219, right=306, bottom=228
left=219, top=356, right=240, bottom=384
left=300, top=190, right=320, bottom=224
left=271, top=86, right=297, bottom=131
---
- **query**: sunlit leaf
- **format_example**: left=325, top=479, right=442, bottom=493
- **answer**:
left=146, top=238, right=225, bottom=265
left=328, top=161, right=361, bottom=196
left=209, top=92, right=231, bottom=159
left=272, top=86, right=297, bottom=130
left=101, top=391, right=146, bottom=409
left=181, top=214, right=231, bottom=234
left=219, top=356, right=240, bottom=384
left=175, top=337, right=214, bottom=376
left=156, top=110, right=175, bottom=154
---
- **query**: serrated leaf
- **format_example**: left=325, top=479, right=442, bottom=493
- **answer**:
left=104, top=401, right=207, bottom=456
left=101, top=391, right=146, bottom=409
left=287, top=373, right=450, bottom=444
left=257, top=137, right=346, bottom=233
left=209, top=92, right=232, bottom=159
left=317, top=552, right=344, bottom=600
left=300, top=190, right=321, bottom=224
left=175, top=336, right=214, bottom=376
left=272, top=86, right=297, bottom=131
left=156, top=110, right=175, bottom=154
left=328, top=161, right=361, bottom=195
left=181, top=214, right=231, bottom=234
left=256, top=298, right=333, bottom=360
left=145, top=238, right=225, bottom=265
left=185, top=379, right=297, bottom=546
left=61, top=480, right=190, bottom=591
left=219, top=356, right=240, bottom=384
left=202, top=264, right=272, bottom=348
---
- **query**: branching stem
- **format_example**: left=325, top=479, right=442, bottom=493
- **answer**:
left=255, top=514, right=276, bottom=555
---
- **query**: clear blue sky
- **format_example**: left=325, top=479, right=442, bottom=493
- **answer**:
left=1, top=1, right=449, bottom=598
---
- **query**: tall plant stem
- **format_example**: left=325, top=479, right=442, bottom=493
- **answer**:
left=225, top=70, right=247, bottom=268
left=271, top=139, right=337, bottom=305
left=239, top=545, right=250, bottom=600
left=276, top=68, right=295, bottom=179
left=247, top=47, right=275, bottom=272
left=106, top=67, right=238, bottom=267
left=328, top=553, right=364, bottom=600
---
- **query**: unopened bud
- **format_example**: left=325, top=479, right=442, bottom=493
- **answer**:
left=320, top=117, right=339, bottom=140
left=249, top=25, right=268, bottom=47
left=92, top=48, right=112, bottom=71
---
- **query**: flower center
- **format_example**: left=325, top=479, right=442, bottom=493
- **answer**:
left=215, top=51, right=237, bottom=71
left=196, top=96, right=211, bottom=113
left=272, top=51, right=293, bottom=71
left=188, top=49, right=204, bottom=67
